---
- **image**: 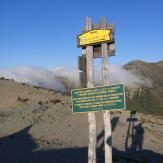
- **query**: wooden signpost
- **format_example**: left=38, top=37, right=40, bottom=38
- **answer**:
left=72, top=17, right=125, bottom=163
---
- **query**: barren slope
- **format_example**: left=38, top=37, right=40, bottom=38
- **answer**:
left=0, top=78, right=163, bottom=162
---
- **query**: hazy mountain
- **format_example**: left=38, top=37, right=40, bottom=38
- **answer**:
left=123, top=60, right=163, bottom=115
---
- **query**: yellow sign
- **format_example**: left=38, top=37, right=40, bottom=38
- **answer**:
left=78, top=29, right=112, bottom=47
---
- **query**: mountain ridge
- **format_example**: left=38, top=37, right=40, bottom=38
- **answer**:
left=123, top=60, right=163, bottom=115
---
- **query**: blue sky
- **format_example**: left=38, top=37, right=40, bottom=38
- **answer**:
left=0, top=0, right=163, bottom=68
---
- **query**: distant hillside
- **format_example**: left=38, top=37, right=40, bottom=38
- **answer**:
left=124, top=60, right=163, bottom=89
left=124, top=60, right=163, bottom=115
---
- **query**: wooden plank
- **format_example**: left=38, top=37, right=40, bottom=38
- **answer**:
left=93, top=43, right=115, bottom=58
left=78, top=55, right=86, bottom=72
left=85, top=17, right=96, bottom=163
left=100, top=17, right=112, bottom=163
left=93, top=23, right=115, bottom=58
left=108, top=43, right=115, bottom=55
left=107, top=24, right=115, bottom=33
left=81, top=23, right=114, bottom=33
left=82, top=47, right=86, bottom=54
left=79, top=71, right=87, bottom=88
left=80, top=48, right=87, bottom=88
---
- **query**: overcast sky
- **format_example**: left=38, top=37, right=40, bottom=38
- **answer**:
left=0, top=0, right=163, bottom=68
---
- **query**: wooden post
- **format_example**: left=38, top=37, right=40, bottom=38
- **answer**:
left=100, top=17, right=112, bottom=163
left=77, top=17, right=115, bottom=163
left=85, top=17, right=96, bottom=163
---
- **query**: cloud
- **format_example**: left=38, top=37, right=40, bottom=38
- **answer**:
left=0, top=67, right=66, bottom=92
left=50, top=67, right=80, bottom=85
left=0, top=65, right=152, bottom=92
left=108, top=65, right=152, bottom=87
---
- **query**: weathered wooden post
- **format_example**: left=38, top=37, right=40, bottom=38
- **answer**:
left=72, top=17, right=126, bottom=163
left=85, top=17, right=97, bottom=163
left=100, top=17, right=112, bottom=163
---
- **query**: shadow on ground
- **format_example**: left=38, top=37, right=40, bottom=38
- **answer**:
left=0, top=113, right=163, bottom=163
left=0, top=126, right=87, bottom=163
left=97, top=112, right=163, bottom=162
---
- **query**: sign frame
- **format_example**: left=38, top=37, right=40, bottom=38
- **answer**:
left=77, top=29, right=114, bottom=47
left=71, top=83, right=126, bottom=113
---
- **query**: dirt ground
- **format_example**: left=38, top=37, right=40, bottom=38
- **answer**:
left=0, top=79, right=163, bottom=162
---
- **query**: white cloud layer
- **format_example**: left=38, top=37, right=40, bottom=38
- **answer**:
left=0, top=65, right=152, bottom=92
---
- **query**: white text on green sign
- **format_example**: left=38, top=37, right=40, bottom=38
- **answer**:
left=71, top=84, right=126, bottom=113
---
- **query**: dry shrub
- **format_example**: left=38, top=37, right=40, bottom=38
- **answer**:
left=17, top=96, right=29, bottom=103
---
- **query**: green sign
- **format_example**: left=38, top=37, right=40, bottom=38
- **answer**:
left=71, top=84, right=126, bottom=113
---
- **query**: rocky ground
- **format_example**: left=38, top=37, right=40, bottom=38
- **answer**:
left=0, top=78, right=163, bottom=163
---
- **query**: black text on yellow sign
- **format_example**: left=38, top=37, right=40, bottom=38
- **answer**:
left=77, top=29, right=113, bottom=47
